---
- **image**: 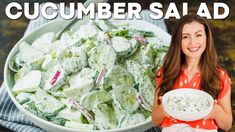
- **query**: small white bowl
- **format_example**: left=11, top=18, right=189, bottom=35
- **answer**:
left=162, top=88, right=214, bottom=121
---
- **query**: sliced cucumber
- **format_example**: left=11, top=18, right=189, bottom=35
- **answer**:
left=80, top=38, right=95, bottom=53
left=14, top=65, right=32, bottom=82
left=138, top=76, right=155, bottom=111
left=105, top=65, right=135, bottom=88
left=155, top=51, right=167, bottom=68
left=96, top=20, right=117, bottom=31
left=79, top=24, right=97, bottom=39
left=111, top=86, right=139, bottom=113
left=64, top=77, right=94, bottom=101
left=31, top=32, right=54, bottom=53
left=111, top=37, right=131, bottom=57
left=126, top=61, right=155, bottom=111
left=77, top=68, right=98, bottom=80
left=88, top=44, right=116, bottom=71
left=126, top=38, right=139, bottom=57
left=49, top=90, right=66, bottom=98
left=18, top=42, right=44, bottom=64
left=29, top=56, right=45, bottom=70
left=9, top=53, right=25, bottom=73
left=57, top=46, right=87, bottom=73
left=61, top=57, right=85, bottom=73
left=80, top=90, right=112, bottom=110
left=112, top=102, right=125, bottom=125
left=59, top=31, right=77, bottom=47
left=12, top=70, right=41, bottom=94
left=96, top=31, right=110, bottom=45
left=15, top=92, right=32, bottom=104
left=34, top=88, right=65, bottom=114
left=58, top=107, right=83, bottom=122
left=127, top=45, right=145, bottom=64
left=92, top=103, right=117, bottom=130
left=119, top=113, right=145, bottom=128
left=141, top=44, right=156, bottom=65
left=126, top=60, right=142, bottom=83
left=15, top=53, right=25, bottom=67
left=41, top=54, right=57, bottom=70
left=95, top=20, right=111, bottom=31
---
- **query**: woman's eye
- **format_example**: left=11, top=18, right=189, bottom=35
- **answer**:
left=182, top=36, right=188, bottom=39
left=196, top=34, right=202, bottom=37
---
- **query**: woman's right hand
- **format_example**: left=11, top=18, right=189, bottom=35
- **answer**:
left=158, top=96, right=177, bottom=122
left=152, top=90, right=177, bottom=126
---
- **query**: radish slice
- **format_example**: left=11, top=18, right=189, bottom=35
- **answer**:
left=136, top=93, right=151, bottom=111
left=68, top=98, right=94, bottom=124
left=96, top=68, right=107, bottom=85
left=133, top=34, right=148, bottom=45
left=50, top=70, right=61, bottom=85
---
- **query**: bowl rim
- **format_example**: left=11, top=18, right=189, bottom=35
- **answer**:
left=4, top=17, right=171, bottom=131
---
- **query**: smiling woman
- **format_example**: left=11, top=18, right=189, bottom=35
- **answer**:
left=152, top=14, right=233, bottom=132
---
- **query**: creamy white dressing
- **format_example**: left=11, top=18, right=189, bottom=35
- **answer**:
left=11, top=20, right=168, bottom=130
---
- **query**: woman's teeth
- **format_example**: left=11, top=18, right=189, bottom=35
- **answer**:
left=188, top=47, right=199, bottom=52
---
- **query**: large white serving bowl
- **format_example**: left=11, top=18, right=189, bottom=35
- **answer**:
left=4, top=17, right=171, bottom=132
left=162, top=88, right=214, bottom=122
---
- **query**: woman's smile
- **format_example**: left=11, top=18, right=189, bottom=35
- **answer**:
left=187, top=46, right=200, bottom=52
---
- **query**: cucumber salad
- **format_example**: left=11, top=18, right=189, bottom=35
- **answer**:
left=166, top=95, right=211, bottom=112
left=10, top=20, right=168, bottom=130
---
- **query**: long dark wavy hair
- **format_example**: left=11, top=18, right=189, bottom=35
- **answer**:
left=157, top=14, right=221, bottom=102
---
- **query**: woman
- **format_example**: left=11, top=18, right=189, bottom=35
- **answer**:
left=151, top=14, right=232, bottom=132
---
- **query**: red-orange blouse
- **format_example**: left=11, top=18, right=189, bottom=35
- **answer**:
left=156, top=67, right=232, bottom=130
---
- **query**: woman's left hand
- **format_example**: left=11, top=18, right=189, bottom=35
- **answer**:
left=203, top=100, right=222, bottom=120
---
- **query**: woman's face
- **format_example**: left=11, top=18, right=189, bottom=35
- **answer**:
left=181, top=21, right=207, bottom=61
